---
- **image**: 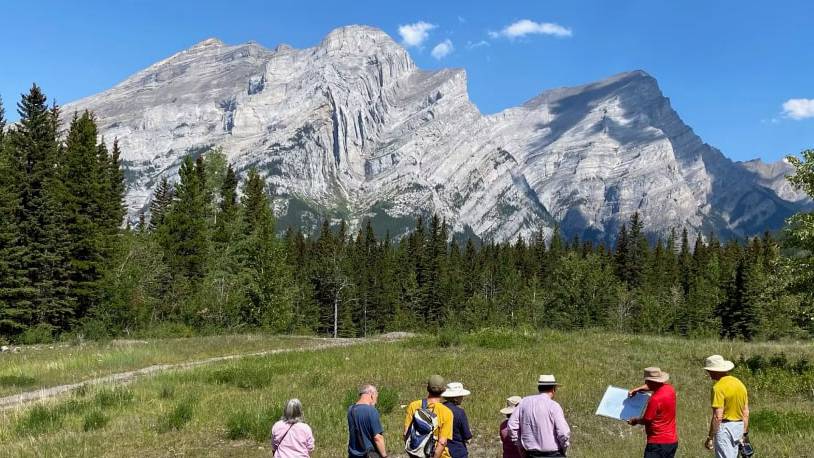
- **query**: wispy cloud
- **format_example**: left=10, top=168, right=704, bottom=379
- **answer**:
left=398, top=21, right=436, bottom=47
left=467, top=40, right=490, bottom=49
left=458, top=16, right=467, bottom=24
left=782, top=98, right=814, bottom=120
left=490, top=19, right=573, bottom=39
left=431, top=39, right=454, bottom=60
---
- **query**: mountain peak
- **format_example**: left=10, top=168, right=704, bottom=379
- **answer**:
left=318, top=25, right=404, bottom=56
left=189, top=37, right=225, bottom=50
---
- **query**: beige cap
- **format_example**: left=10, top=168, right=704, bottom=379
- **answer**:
left=428, top=375, right=446, bottom=392
left=704, top=355, right=735, bottom=372
left=643, top=367, right=670, bottom=383
left=500, top=396, right=522, bottom=415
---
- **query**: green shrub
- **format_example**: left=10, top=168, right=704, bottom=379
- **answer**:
left=466, top=328, right=540, bottom=349
left=209, top=366, right=271, bottom=389
left=157, top=398, right=196, bottom=433
left=225, top=407, right=279, bottom=442
left=376, top=387, right=399, bottom=414
left=158, top=385, right=175, bottom=400
left=19, top=324, right=55, bottom=345
left=435, top=328, right=463, bottom=348
left=15, top=405, right=64, bottom=435
left=82, top=410, right=109, bottom=431
left=0, top=374, right=37, bottom=387
left=751, top=410, right=814, bottom=434
left=95, top=388, right=134, bottom=408
left=343, top=387, right=398, bottom=414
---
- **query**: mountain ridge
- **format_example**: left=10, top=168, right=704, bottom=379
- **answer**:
left=61, top=25, right=810, bottom=242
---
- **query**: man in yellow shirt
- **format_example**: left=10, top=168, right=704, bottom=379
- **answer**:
left=404, top=375, right=454, bottom=458
left=703, top=355, right=749, bottom=458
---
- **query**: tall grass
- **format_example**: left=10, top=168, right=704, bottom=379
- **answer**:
left=156, top=398, right=196, bottom=433
left=1, top=331, right=813, bottom=457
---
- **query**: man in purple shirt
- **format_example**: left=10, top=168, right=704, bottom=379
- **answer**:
left=507, top=374, right=571, bottom=457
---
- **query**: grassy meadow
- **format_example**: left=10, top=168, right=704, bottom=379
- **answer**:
left=1, top=330, right=813, bottom=457
left=0, top=335, right=316, bottom=398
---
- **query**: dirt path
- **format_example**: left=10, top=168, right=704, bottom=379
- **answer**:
left=0, top=336, right=389, bottom=410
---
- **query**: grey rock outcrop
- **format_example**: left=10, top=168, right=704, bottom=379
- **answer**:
left=62, top=26, right=810, bottom=242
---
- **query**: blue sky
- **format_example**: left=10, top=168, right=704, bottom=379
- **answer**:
left=1, top=0, right=811, bottom=162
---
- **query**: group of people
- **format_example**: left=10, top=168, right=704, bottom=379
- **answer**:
left=266, top=354, right=750, bottom=458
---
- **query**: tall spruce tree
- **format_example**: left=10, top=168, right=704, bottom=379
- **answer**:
left=0, top=97, right=31, bottom=336
left=148, top=177, right=174, bottom=231
left=213, top=164, right=238, bottom=244
left=239, top=169, right=294, bottom=331
left=60, top=111, right=109, bottom=320
left=159, top=156, right=209, bottom=281
left=7, top=85, right=73, bottom=332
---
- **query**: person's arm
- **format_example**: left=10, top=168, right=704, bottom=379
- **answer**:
left=630, top=390, right=657, bottom=426
left=269, top=422, right=280, bottom=452
left=305, top=425, right=315, bottom=452
left=403, top=403, right=415, bottom=440
left=461, top=410, right=473, bottom=442
left=705, top=407, right=723, bottom=450
left=373, top=433, right=387, bottom=457
left=628, top=384, right=649, bottom=397
left=507, top=407, right=521, bottom=445
left=432, top=409, right=453, bottom=458
left=433, top=437, right=448, bottom=458
left=551, top=402, right=571, bottom=451
left=742, top=400, right=750, bottom=440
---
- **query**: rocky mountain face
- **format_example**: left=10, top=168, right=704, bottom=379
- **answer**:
left=62, top=25, right=810, bottom=242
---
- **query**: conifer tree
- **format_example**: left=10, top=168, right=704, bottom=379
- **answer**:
left=61, top=111, right=109, bottom=319
left=0, top=96, right=5, bottom=145
left=159, top=156, right=209, bottom=281
left=213, top=164, right=238, bottom=244
left=148, top=177, right=174, bottom=231
left=104, top=139, right=126, bottom=229
left=239, top=172, right=294, bottom=331
left=0, top=99, right=30, bottom=336
left=7, top=85, right=73, bottom=331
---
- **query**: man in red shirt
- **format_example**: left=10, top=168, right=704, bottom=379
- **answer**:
left=628, top=367, right=678, bottom=458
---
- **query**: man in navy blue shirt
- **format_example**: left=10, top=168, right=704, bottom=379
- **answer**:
left=348, top=384, right=389, bottom=458
left=442, top=382, right=473, bottom=458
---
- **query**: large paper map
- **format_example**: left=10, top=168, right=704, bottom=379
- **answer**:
left=595, top=386, right=650, bottom=421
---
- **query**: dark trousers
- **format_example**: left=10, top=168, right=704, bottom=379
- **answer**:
left=526, top=451, right=566, bottom=458
left=644, top=443, right=678, bottom=458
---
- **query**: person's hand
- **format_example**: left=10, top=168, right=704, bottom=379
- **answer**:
left=627, top=418, right=638, bottom=426
left=704, top=437, right=714, bottom=450
left=628, top=387, right=642, bottom=397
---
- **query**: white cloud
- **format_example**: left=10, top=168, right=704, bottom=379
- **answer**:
left=398, top=21, right=436, bottom=47
left=467, top=40, right=490, bottom=49
left=782, top=98, right=814, bottom=120
left=431, top=39, right=454, bottom=60
left=492, top=19, right=573, bottom=39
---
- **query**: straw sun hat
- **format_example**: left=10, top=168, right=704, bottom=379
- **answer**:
left=704, top=355, right=735, bottom=372
left=500, top=396, right=522, bottom=415
left=441, top=382, right=471, bottom=398
left=643, top=367, right=670, bottom=383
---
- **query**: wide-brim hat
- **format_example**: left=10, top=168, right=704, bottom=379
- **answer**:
left=442, top=382, right=471, bottom=398
left=643, top=367, right=670, bottom=383
left=704, top=355, right=735, bottom=372
left=500, top=395, right=522, bottom=415
left=537, top=374, right=560, bottom=386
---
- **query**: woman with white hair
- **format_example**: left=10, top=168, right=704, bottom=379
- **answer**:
left=270, top=398, right=315, bottom=457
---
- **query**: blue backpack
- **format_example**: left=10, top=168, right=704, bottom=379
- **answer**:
left=405, top=399, right=438, bottom=458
